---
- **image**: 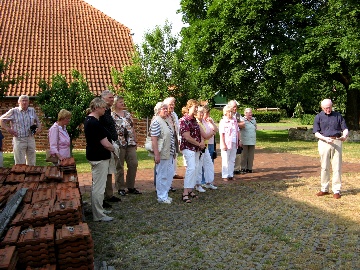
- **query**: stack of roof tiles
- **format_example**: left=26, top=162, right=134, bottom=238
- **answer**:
left=0, top=164, right=93, bottom=269
left=0, top=0, right=134, bottom=97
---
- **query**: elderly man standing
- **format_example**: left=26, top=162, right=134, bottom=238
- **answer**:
left=99, top=90, right=121, bottom=207
left=313, top=99, right=348, bottom=199
left=228, top=100, right=245, bottom=175
left=0, top=95, right=42, bottom=165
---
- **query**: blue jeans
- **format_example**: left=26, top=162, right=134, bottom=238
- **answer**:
left=201, top=144, right=214, bottom=184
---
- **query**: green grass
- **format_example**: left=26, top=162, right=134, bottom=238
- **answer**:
left=2, top=148, right=179, bottom=173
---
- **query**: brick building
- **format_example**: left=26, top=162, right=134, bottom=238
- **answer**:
left=0, top=0, right=149, bottom=152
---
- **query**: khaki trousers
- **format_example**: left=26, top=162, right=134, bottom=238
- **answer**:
left=89, top=159, right=111, bottom=221
left=115, top=146, right=138, bottom=190
left=241, top=145, right=255, bottom=170
left=318, top=140, right=342, bottom=194
left=13, top=136, right=36, bottom=166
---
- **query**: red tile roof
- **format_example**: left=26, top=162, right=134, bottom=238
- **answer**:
left=0, top=0, right=134, bottom=97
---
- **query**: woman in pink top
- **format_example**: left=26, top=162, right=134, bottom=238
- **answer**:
left=48, top=109, right=71, bottom=162
left=219, top=104, right=240, bottom=181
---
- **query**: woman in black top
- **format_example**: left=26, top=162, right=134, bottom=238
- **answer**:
left=84, top=97, right=115, bottom=222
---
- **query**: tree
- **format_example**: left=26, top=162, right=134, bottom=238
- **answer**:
left=37, top=70, right=94, bottom=152
left=110, top=21, right=200, bottom=119
left=180, top=0, right=360, bottom=129
left=0, top=58, right=27, bottom=98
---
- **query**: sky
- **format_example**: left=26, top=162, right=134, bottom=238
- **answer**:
left=83, top=0, right=185, bottom=45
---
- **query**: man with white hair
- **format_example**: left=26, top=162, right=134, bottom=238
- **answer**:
left=228, top=100, right=245, bottom=174
left=0, top=95, right=42, bottom=165
left=99, top=90, right=122, bottom=207
left=313, top=98, right=348, bottom=199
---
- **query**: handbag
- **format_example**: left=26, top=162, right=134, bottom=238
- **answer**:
left=144, top=136, right=164, bottom=153
left=236, top=146, right=243, bottom=155
left=46, top=149, right=58, bottom=163
left=46, top=126, right=59, bottom=163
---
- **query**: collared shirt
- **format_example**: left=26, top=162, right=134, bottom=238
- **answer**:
left=313, top=111, right=348, bottom=137
left=111, top=110, right=137, bottom=147
left=0, top=106, right=40, bottom=137
left=48, top=122, right=71, bottom=158
left=179, top=114, right=201, bottom=152
left=219, top=116, right=239, bottom=149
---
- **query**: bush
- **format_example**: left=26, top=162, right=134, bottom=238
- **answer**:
left=299, top=114, right=315, bottom=125
left=210, top=108, right=224, bottom=122
left=253, top=111, right=281, bottom=123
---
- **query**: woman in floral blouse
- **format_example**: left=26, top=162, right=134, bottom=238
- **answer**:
left=179, top=99, right=205, bottom=203
left=111, top=96, right=141, bottom=196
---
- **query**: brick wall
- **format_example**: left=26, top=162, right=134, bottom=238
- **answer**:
left=0, top=98, right=149, bottom=152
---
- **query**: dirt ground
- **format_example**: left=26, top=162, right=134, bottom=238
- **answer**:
left=78, top=148, right=360, bottom=194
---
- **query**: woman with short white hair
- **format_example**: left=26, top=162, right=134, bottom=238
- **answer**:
left=150, top=102, right=175, bottom=204
left=240, top=108, right=257, bottom=173
left=219, top=104, right=240, bottom=181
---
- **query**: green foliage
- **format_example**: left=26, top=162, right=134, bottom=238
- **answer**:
left=37, top=70, right=95, bottom=150
left=0, top=58, right=27, bottom=98
left=109, top=21, right=205, bottom=118
left=299, top=114, right=315, bottom=125
left=179, top=0, right=360, bottom=129
left=209, top=108, right=223, bottom=123
left=293, top=102, right=304, bottom=118
left=253, top=111, right=281, bottom=123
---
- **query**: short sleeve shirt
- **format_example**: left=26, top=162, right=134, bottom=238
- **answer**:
left=0, top=107, right=40, bottom=137
left=84, top=116, right=111, bottom=161
left=179, top=114, right=201, bottom=151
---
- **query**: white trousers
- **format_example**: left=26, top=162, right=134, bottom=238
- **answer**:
left=155, top=158, right=174, bottom=201
left=89, top=159, right=111, bottom=221
left=318, top=140, right=342, bottom=193
left=198, top=148, right=214, bottom=184
left=182, top=149, right=200, bottom=189
left=221, top=142, right=237, bottom=178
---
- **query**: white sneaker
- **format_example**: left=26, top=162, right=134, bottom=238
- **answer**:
left=168, top=197, right=173, bottom=202
left=99, top=216, right=114, bottom=222
left=205, top=183, right=218, bottom=190
left=195, top=185, right=206, bottom=192
left=158, top=198, right=172, bottom=204
left=103, top=210, right=112, bottom=215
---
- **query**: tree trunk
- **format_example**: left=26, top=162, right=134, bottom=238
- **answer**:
left=345, top=89, right=360, bottom=130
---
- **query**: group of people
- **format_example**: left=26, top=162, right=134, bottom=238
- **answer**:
left=148, top=98, right=258, bottom=204
left=0, top=95, right=349, bottom=222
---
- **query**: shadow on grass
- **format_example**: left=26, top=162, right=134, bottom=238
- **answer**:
left=86, top=180, right=360, bottom=269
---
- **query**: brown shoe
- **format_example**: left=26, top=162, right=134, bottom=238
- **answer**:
left=222, top=178, right=229, bottom=182
left=228, top=177, right=234, bottom=181
left=173, top=174, right=184, bottom=179
left=316, top=191, right=330, bottom=196
left=333, top=193, right=341, bottom=199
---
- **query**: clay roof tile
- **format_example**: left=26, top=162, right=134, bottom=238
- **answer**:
left=1, top=0, right=134, bottom=97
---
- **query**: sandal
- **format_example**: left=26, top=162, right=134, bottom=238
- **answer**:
left=188, top=191, right=198, bottom=199
left=182, top=194, right=191, bottom=203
